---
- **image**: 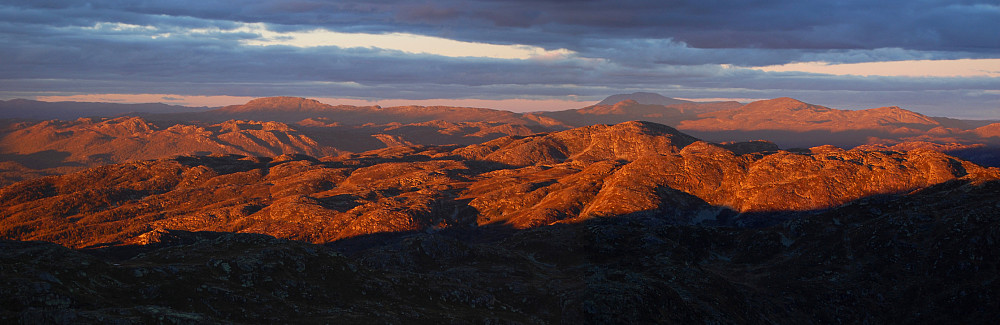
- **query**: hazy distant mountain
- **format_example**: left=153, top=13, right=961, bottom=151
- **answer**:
left=974, top=122, right=1000, bottom=138
left=679, top=97, right=941, bottom=132
left=170, top=96, right=564, bottom=127
left=4, top=96, right=1000, bottom=174
left=0, top=99, right=208, bottom=120
left=596, top=92, right=694, bottom=106
left=672, top=97, right=956, bottom=149
left=530, top=99, right=742, bottom=127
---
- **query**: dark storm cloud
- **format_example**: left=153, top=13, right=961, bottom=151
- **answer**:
left=0, top=0, right=997, bottom=118
left=3, top=24, right=993, bottom=95
left=7, top=0, right=998, bottom=53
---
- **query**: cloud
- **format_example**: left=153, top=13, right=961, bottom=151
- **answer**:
left=0, top=1, right=998, bottom=119
left=8, top=0, right=999, bottom=52
left=754, top=59, right=1000, bottom=78
left=234, top=23, right=576, bottom=60
left=33, top=94, right=257, bottom=107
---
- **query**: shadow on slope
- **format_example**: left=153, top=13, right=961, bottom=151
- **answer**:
left=683, top=128, right=901, bottom=149
left=3, top=179, right=996, bottom=323
left=946, top=145, right=1000, bottom=167
left=0, top=150, right=81, bottom=169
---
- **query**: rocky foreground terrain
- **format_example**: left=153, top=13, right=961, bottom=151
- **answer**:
left=2, top=172, right=998, bottom=323
left=2, top=95, right=1000, bottom=323
left=1, top=119, right=1000, bottom=323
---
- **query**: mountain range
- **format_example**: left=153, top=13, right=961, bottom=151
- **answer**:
left=4, top=120, right=995, bottom=249
left=2, top=94, right=1000, bottom=323
left=2, top=94, right=998, bottom=186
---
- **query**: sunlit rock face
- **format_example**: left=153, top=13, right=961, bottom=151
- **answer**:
left=677, top=97, right=940, bottom=133
left=2, top=118, right=1000, bottom=324
left=1, top=121, right=995, bottom=248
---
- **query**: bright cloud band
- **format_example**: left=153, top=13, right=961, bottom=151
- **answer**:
left=81, top=21, right=576, bottom=60
left=755, top=59, right=1000, bottom=78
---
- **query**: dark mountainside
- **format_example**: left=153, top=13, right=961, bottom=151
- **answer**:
left=0, top=99, right=208, bottom=120
left=2, top=95, right=1000, bottom=323
left=4, top=178, right=999, bottom=323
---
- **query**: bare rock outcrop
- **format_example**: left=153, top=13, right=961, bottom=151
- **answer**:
left=1, top=121, right=997, bottom=248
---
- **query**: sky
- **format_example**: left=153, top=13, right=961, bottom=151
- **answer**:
left=1, top=1, right=998, bottom=118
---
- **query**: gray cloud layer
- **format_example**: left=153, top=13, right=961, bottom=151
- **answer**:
left=0, top=1, right=998, bottom=118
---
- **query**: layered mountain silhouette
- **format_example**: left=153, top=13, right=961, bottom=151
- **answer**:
left=528, top=99, right=742, bottom=127
left=167, top=96, right=563, bottom=127
left=2, top=94, right=999, bottom=186
left=0, top=117, right=339, bottom=186
left=3, top=94, right=1000, bottom=323
left=678, top=97, right=939, bottom=132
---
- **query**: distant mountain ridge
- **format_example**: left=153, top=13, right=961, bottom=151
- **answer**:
left=0, top=116, right=336, bottom=170
left=194, top=96, right=553, bottom=126
left=596, top=92, right=694, bottom=106
left=530, top=98, right=742, bottom=128
left=0, top=99, right=208, bottom=120
left=678, top=97, right=940, bottom=132
left=218, top=96, right=337, bottom=113
left=4, top=95, right=1000, bottom=324
left=0, top=115, right=554, bottom=186
left=3, top=94, right=1000, bottom=171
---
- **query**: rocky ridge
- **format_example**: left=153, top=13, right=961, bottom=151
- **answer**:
left=2, top=114, right=1000, bottom=323
left=4, top=95, right=999, bottom=187
left=677, top=97, right=941, bottom=132
left=200, top=96, right=551, bottom=126
left=1, top=121, right=995, bottom=249
left=0, top=116, right=554, bottom=187
left=530, top=99, right=742, bottom=128
left=0, top=117, right=337, bottom=185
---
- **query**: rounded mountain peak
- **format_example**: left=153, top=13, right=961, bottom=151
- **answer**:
left=225, top=97, right=333, bottom=112
left=597, top=92, right=692, bottom=106
left=608, top=120, right=691, bottom=137
left=455, top=121, right=700, bottom=167
left=742, top=97, right=827, bottom=112
left=738, top=97, right=833, bottom=114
